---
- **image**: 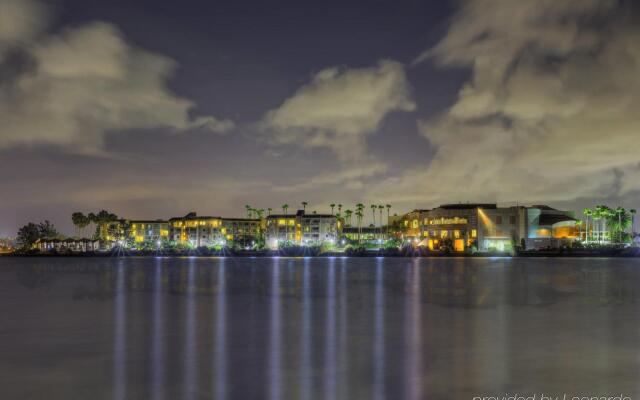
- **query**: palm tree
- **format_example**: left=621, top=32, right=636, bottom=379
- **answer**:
left=245, top=205, right=252, bottom=218
left=378, top=205, right=384, bottom=240
left=356, top=209, right=364, bottom=245
left=386, top=204, right=392, bottom=238
left=71, top=212, right=84, bottom=237
left=615, top=206, right=625, bottom=243
left=356, top=203, right=365, bottom=244
left=330, top=204, right=336, bottom=215
left=282, top=204, right=289, bottom=243
left=583, top=208, right=592, bottom=243
left=370, top=205, right=377, bottom=238
left=338, top=204, right=342, bottom=215
left=631, top=209, right=637, bottom=235
left=344, top=209, right=353, bottom=227
left=302, top=201, right=308, bottom=213
left=267, top=207, right=272, bottom=216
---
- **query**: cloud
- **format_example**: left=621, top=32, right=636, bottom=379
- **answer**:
left=261, top=60, right=415, bottom=161
left=370, top=0, right=640, bottom=208
left=0, top=1, right=233, bottom=152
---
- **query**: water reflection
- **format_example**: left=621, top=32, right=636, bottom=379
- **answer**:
left=268, top=258, right=282, bottom=400
left=4, top=257, right=640, bottom=399
left=151, top=259, right=165, bottom=400
left=113, top=261, right=126, bottom=400
left=214, top=258, right=227, bottom=400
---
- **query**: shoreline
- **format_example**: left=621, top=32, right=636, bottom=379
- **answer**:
left=2, top=249, right=639, bottom=258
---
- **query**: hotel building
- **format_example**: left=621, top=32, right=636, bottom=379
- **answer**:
left=265, top=210, right=338, bottom=249
left=129, top=220, right=170, bottom=245
left=221, top=218, right=263, bottom=247
left=169, top=212, right=224, bottom=247
left=401, top=203, right=578, bottom=252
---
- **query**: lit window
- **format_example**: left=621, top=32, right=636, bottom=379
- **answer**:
left=471, top=229, right=477, bottom=238
left=441, top=230, right=448, bottom=238
left=454, top=230, right=460, bottom=238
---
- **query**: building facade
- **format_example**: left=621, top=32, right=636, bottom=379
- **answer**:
left=265, top=210, right=338, bottom=249
left=169, top=212, right=224, bottom=247
left=221, top=218, right=262, bottom=248
left=129, top=220, right=170, bottom=245
left=401, top=203, right=578, bottom=252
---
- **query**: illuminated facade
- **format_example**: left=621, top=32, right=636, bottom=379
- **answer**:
left=128, top=220, right=170, bottom=244
left=265, top=210, right=338, bottom=249
left=401, top=204, right=577, bottom=252
left=169, top=212, right=224, bottom=247
left=220, top=218, right=262, bottom=247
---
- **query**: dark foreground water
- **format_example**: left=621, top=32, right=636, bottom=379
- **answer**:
left=1, top=257, right=639, bottom=400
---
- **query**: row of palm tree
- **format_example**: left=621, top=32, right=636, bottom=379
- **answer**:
left=71, top=210, right=119, bottom=238
left=582, top=205, right=636, bottom=244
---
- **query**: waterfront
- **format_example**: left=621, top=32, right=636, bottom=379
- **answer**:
left=1, top=257, right=639, bottom=399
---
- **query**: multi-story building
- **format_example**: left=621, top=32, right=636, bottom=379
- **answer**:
left=221, top=218, right=262, bottom=247
left=169, top=212, right=224, bottom=247
left=265, top=210, right=338, bottom=249
left=128, top=220, right=170, bottom=245
left=401, top=203, right=578, bottom=252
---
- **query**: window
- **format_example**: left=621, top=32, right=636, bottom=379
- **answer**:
left=471, top=229, right=477, bottom=238
left=495, top=216, right=503, bottom=224
left=440, top=230, right=448, bottom=238
left=412, top=220, right=419, bottom=229
left=509, top=216, right=516, bottom=224
left=454, top=230, right=461, bottom=239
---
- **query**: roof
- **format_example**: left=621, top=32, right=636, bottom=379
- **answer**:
left=169, top=213, right=221, bottom=221
left=531, top=205, right=558, bottom=211
left=221, top=218, right=261, bottom=222
left=129, top=220, right=168, bottom=224
left=439, top=203, right=497, bottom=210
left=538, top=213, right=577, bottom=226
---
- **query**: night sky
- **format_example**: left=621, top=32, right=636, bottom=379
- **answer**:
left=1, top=0, right=639, bottom=236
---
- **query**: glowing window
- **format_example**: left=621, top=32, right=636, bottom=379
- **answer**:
left=471, top=229, right=477, bottom=238
left=454, top=230, right=461, bottom=238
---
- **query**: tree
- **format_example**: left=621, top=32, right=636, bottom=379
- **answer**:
left=282, top=204, right=289, bottom=242
left=338, top=204, right=342, bottom=215
left=302, top=202, right=308, bottom=213
left=386, top=204, right=392, bottom=238
left=330, top=203, right=335, bottom=215
left=245, top=205, right=252, bottom=218
left=355, top=203, right=364, bottom=244
left=370, top=205, right=377, bottom=238
left=583, top=208, right=592, bottom=243
left=16, top=220, right=60, bottom=250
left=267, top=207, right=273, bottom=216
left=378, top=205, right=384, bottom=240
left=71, top=212, right=84, bottom=237
left=344, top=209, right=353, bottom=227
left=631, top=209, right=637, bottom=234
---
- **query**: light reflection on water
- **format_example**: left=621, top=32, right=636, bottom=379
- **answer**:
left=3, top=257, right=640, bottom=399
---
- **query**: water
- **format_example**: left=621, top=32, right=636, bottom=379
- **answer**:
left=1, top=257, right=639, bottom=400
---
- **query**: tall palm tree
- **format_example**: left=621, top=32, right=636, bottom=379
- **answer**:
left=245, top=205, right=252, bottom=218
left=301, top=201, right=308, bottom=213
left=615, top=206, right=625, bottom=243
left=356, top=203, right=365, bottom=244
left=386, top=204, right=392, bottom=238
left=267, top=207, right=272, bottom=216
left=282, top=204, right=289, bottom=243
left=378, top=205, right=384, bottom=240
left=370, top=205, right=377, bottom=238
left=338, top=204, right=342, bottom=215
left=583, top=208, right=592, bottom=243
left=330, top=204, right=336, bottom=215
left=71, top=212, right=84, bottom=237
left=631, top=209, right=637, bottom=235
left=344, top=209, right=353, bottom=227
left=356, top=209, right=364, bottom=245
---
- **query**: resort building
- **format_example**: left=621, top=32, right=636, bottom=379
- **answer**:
left=265, top=210, right=338, bottom=249
left=341, top=226, right=380, bottom=243
left=221, top=218, right=263, bottom=248
left=36, top=237, right=100, bottom=253
left=169, top=212, right=224, bottom=247
left=128, top=220, right=170, bottom=245
left=401, top=203, right=578, bottom=252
